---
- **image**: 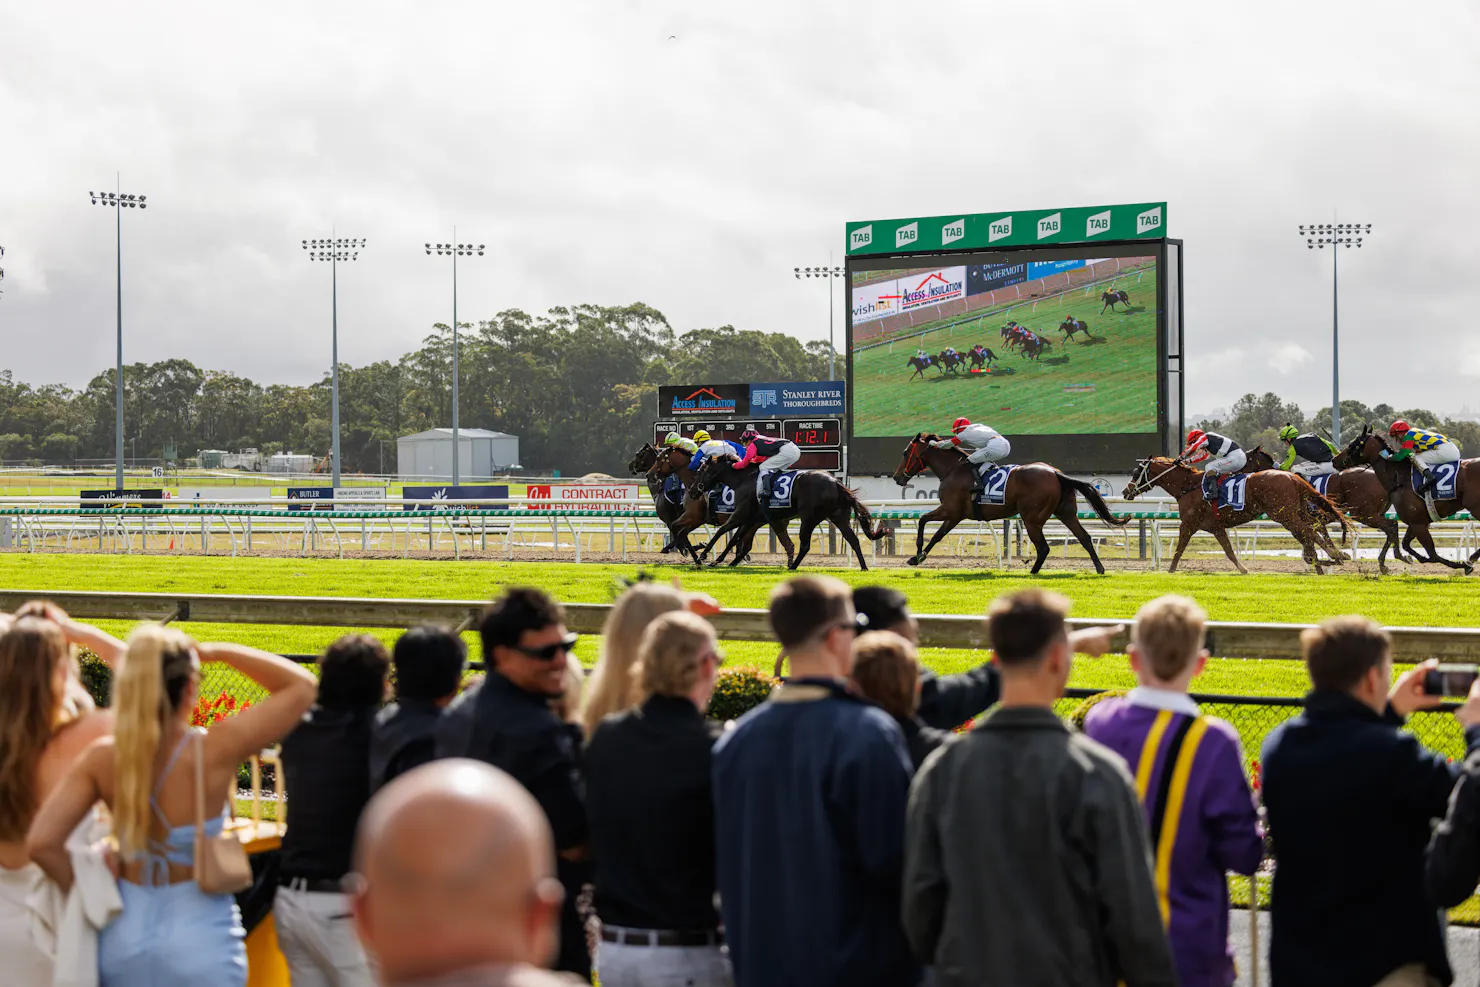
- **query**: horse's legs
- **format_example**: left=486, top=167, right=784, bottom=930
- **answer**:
left=1054, top=504, right=1106, bottom=575
left=832, top=507, right=871, bottom=571
left=1409, top=524, right=1471, bottom=571
left=789, top=516, right=821, bottom=571
left=911, top=516, right=964, bottom=566
left=1309, top=517, right=1349, bottom=563
left=1209, top=528, right=1249, bottom=574
left=696, top=508, right=746, bottom=560
left=715, top=522, right=759, bottom=566
left=1167, top=523, right=1198, bottom=573
left=1023, top=521, right=1054, bottom=574
left=911, top=507, right=951, bottom=564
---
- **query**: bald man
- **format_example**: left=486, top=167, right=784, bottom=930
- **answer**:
left=351, top=760, right=586, bottom=987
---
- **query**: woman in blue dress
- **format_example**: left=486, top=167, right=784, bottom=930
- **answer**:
left=27, top=625, right=317, bottom=986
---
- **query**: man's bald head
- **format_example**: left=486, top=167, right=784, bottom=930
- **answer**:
left=352, top=759, right=564, bottom=984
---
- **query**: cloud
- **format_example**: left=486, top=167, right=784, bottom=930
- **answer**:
left=1267, top=343, right=1314, bottom=375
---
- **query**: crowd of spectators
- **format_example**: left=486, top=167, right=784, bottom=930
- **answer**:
left=4, top=576, right=1480, bottom=986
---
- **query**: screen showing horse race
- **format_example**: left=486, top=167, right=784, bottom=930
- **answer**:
left=846, top=240, right=1176, bottom=475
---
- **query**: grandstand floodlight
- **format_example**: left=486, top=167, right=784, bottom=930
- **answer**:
left=1297, top=220, right=1372, bottom=444
left=423, top=229, right=485, bottom=485
left=301, top=234, right=367, bottom=487
left=793, top=263, right=846, bottom=379
left=89, top=177, right=150, bottom=490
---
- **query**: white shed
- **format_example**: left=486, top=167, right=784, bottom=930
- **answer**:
left=396, top=428, right=520, bottom=480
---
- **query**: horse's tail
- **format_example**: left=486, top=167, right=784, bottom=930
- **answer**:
left=840, top=485, right=889, bottom=541
left=1063, top=475, right=1129, bottom=527
left=1296, top=476, right=1352, bottom=542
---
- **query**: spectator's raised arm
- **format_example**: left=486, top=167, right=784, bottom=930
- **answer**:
left=196, top=642, right=317, bottom=763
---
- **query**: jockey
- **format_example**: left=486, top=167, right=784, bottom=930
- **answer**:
left=662, top=431, right=698, bottom=456
left=943, top=346, right=959, bottom=360
left=689, top=429, right=745, bottom=471
left=1278, top=424, right=1338, bottom=479
left=733, top=427, right=801, bottom=505
left=1384, top=420, right=1461, bottom=495
left=930, top=417, right=1010, bottom=496
left=915, top=347, right=930, bottom=362
left=1182, top=428, right=1245, bottom=506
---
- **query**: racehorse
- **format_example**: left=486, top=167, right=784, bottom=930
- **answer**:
left=1019, top=335, right=1052, bottom=361
left=689, top=454, right=886, bottom=570
left=936, top=350, right=967, bottom=374
left=1242, top=446, right=1411, bottom=574
left=968, top=346, right=998, bottom=370
left=1060, top=317, right=1093, bottom=343
left=629, top=443, right=692, bottom=557
left=906, top=354, right=940, bottom=380
left=1000, top=324, right=1023, bottom=348
left=1333, top=425, right=1478, bottom=571
left=1101, top=289, right=1131, bottom=313
left=648, top=446, right=737, bottom=561
left=891, top=434, right=1128, bottom=573
left=1122, top=458, right=1350, bottom=573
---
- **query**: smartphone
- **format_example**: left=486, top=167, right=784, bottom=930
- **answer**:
left=1423, top=664, right=1480, bottom=697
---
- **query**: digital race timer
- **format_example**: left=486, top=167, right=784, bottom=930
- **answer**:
left=783, top=419, right=841, bottom=449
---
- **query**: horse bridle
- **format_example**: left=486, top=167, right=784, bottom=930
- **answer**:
left=1125, top=458, right=1182, bottom=496
left=898, top=438, right=927, bottom=480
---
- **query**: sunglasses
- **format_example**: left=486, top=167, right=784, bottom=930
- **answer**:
left=509, top=633, right=579, bottom=662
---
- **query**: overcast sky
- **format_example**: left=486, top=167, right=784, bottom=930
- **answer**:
left=3, top=0, right=1478, bottom=419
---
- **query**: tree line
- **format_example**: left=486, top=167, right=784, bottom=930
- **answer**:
left=0, top=303, right=837, bottom=476
left=1196, top=393, right=1480, bottom=456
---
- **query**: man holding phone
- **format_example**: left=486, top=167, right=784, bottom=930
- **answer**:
left=1261, top=617, right=1456, bottom=987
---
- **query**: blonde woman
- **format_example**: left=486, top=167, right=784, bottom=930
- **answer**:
left=0, top=604, right=124, bottom=985
left=579, top=582, right=688, bottom=737
left=28, top=626, right=316, bottom=987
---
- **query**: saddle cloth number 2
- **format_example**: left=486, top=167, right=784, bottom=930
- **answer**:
left=984, top=468, right=1009, bottom=501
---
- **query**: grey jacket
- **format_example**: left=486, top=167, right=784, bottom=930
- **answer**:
left=903, top=705, right=1176, bottom=987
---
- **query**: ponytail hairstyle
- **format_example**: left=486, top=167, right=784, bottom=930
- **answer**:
left=113, top=625, right=197, bottom=856
left=0, top=618, right=72, bottom=841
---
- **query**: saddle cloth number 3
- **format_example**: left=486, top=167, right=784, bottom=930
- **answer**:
left=772, top=473, right=795, bottom=503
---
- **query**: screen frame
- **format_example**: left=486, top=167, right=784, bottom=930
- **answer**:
left=845, top=238, right=1180, bottom=476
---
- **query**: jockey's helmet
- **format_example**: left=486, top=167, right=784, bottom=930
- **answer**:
left=1278, top=425, right=1298, bottom=442
left=740, top=427, right=758, bottom=442
left=1389, top=420, right=1410, bottom=437
left=1186, top=428, right=1206, bottom=446
left=952, top=417, right=971, bottom=434
left=694, top=430, right=710, bottom=443
left=663, top=433, right=680, bottom=446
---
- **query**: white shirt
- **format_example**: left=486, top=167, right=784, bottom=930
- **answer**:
left=698, top=440, right=731, bottom=459
left=932, top=423, right=1000, bottom=451
left=1125, top=685, right=1201, bottom=718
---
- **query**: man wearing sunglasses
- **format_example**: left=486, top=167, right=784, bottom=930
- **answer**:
left=436, top=588, right=591, bottom=980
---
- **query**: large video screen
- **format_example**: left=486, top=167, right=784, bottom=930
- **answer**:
left=847, top=243, right=1172, bottom=474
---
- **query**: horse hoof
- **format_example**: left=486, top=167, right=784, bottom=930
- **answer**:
left=906, top=556, right=921, bottom=567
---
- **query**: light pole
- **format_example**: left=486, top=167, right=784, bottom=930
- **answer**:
left=794, top=264, right=845, bottom=380
left=1299, top=222, right=1372, bottom=444
left=89, top=181, right=148, bottom=491
left=302, top=236, right=366, bottom=488
left=425, top=234, right=485, bottom=486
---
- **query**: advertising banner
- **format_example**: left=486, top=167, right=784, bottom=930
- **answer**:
left=81, top=489, right=164, bottom=508
left=525, top=483, right=643, bottom=512
left=1026, top=258, right=1090, bottom=280
left=287, top=487, right=335, bottom=512
left=898, top=266, right=967, bottom=311
left=334, top=487, right=387, bottom=511
left=749, top=381, right=846, bottom=417
left=401, top=484, right=510, bottom=511
left=657, top=384, right=750, bottom=418
left=846, top=202, right=1167, bottom=256
left=173, top=487, right=274, bottom=504
left=966, top=262, right=1028, bottom=296
left=849, top=278, right=903, bottom=324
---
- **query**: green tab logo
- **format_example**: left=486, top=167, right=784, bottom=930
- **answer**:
left=988, top=216, right=1013, bottom=243
left=850, top=225, right=872, bottom=250
left=896, top=222, right=918, bottom=249
left=1086, top=210, right=1111, bottom=237
left=942, top=219, right=965, bottom=245
left=1037, top=213, right=1061, bottom=239
left=1137, top=206, right=1163, bottom=234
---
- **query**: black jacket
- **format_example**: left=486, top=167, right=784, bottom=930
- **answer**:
left=916, top=663, right=999, bottom=731
left=1261, top=690, right=1458, bottom=987
left=369, top=698, right=444, bottom=793
left=898, top=716, right=953, bottom=773
left=1427, top=725, right=1480, bottom=906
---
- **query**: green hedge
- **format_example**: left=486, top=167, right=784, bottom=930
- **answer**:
left=77, top=648, right=111, bottom=707
left=706, top=666, right=777, bottom=722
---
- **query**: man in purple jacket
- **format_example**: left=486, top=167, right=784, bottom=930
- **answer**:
left=1084, top=595, right=1263, bottom=987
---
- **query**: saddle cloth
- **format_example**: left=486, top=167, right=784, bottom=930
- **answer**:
left=708, top=485, right=737, bottom=517
left=1309, top=473, right=1332, bottom=497
left=1412, top=461, right=1459, bottom=500
left=975, top=464, right=1018, bottom=506
left=661, top=474, right=683, bottom=505
left=764, top=471, right=799, bottom=509
left=1212, top=474, right=1248, bottom=512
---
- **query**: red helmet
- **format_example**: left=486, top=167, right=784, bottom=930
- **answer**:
left=952, top=417, right=971, bottom=434
left=1389, top=420, right=1409, bottom=437
left=1185, top=428, right=1206, bottom=445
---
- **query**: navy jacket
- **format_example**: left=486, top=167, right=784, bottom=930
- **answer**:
left=1262, top=690, right=1457, bottom=987
left=1427, top=725, right=1480, bottom=906
left=713, top=677, right=920, bottom=987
